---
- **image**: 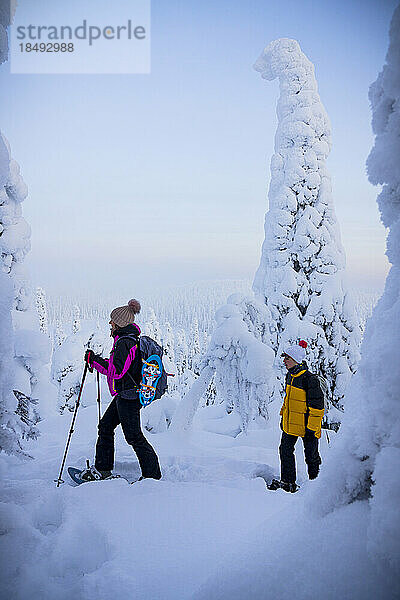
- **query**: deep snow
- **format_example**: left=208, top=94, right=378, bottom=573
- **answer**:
left=0, top=397, right=327, bottom=600
left=1, top=396, right=397, bottom=600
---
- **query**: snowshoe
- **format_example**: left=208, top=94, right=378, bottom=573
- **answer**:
left=267, top=478, right=299, bottom=493
left=68, top=461, right=119, bottom=485
left=68, top=466, right=90, bottom=485
left=139, top=354, right=163, bottom=406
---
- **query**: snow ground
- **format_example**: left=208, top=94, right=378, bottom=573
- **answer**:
left=1, top=403, right=397, bottom=600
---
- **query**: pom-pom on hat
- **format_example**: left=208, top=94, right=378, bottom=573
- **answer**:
left=283, top=340, right=307, bottom=364
left=110, top=299, right=141, bottom=329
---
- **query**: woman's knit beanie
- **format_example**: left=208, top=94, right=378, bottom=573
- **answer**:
left=110, top=299, right=141, bottom=328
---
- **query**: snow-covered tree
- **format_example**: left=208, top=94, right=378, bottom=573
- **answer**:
left=230, top=292, right=274, bottom=347
left=161, top=321, right=178, bottom=395
left=172, top=40, right=363, bottom=432
left=54, top=319, right=66, bottom=347
left=162, top=321, right=175, bottom=363
left=52, top=325, right=88, bottom=413
left=85, top=322, right=110, bottom=356
left=171, top=296, right=276, bottom=432
left=13, top=390, right=40, bottom=441
left=0, top=137, right=30, bottom=299
left=51, top=319, right=111, bottom=413
left=253, top=38, right=361, bottom=421
left=312, top=6, right=400, bottom=573
left=175, top=328, right=188, bottom=377
left=52, top=355, right=82, bottom=413
left=72, top=304, right=81, bottom=334
left=142, top=394, right=179, bottom=434
left=144, top=308, right=162, bottom=343
left=0, top=132, right=51, bottom=451
left=188, top=318, right=201, bottom=374
left=207, top=299, right=276, bottom=430
left=35, top=287, right=48, bottom=335
left=0, top=272, right=26, bottom=455
left=203, top=373, right=217, bottom=406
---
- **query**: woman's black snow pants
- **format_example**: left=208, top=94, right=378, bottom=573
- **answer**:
left=279, top=429, right=321, bottom=484
left=94, top=395, right=161, bottom=479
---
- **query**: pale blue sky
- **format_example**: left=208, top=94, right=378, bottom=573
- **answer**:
left=0, top=0, right=395, bottom=296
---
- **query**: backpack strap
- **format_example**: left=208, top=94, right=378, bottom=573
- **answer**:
left=114, top=334, right=141, bottom=388
left=115, top=334, right=140, bottom=344
left=125, top=371, right=140, bottom=388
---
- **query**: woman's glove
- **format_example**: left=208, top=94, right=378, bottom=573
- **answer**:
left=84, top=349, right=94, bottom=373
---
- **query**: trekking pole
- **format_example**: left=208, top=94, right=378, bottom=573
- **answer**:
left=96, top=370, right=101, bottom=425
left=55, top=363, right=89, bottom=487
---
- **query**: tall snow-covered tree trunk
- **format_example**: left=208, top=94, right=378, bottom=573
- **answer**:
left=54, top=319, right=66, bottom=347
left=0, top=271, right=26, bottom=455
left=35, top=287, right=48, bottom=335
left=312, top=7, right=400, bottom=573
left=188, top=318, right=201, bottom=375
left=0, top=11, right=50, bottom=453
left=175, top=328, right=188, bottom=377
left=144, top=308, right=162, bottom=344
left=0, top=134, right=43, bottom=447
left=253, top=38, right=361, bottom=420
left=162, top=321, right=175, bottom=363
left=72, top=304, right=81, bottom=333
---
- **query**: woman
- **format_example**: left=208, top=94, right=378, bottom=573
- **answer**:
left=81, top=299, right=162, bottom=482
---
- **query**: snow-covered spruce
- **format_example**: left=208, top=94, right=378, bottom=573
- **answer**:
left=71, top=304, right=81, bottom=334
left=144, top=307, right=162, bottom=343
left=0, top=135, right=30, bottom=298
left=0, top=272, right=26, bottom=455
left=0, top=134, right=52, bottom=450
left=311, top=5, right=400, bottom=573
left=175, top=327, right=188, bottom=377
left=188, top=318, right=201, bottom=375
left=35, top=287, right=49, bottom=336
left=53, top=319, right=66, bottom=347
left=253, top=38, right=361, bottom=422
left=162, top=321, right=175, bottom=365
left=171, top=295, right=276, bottom=432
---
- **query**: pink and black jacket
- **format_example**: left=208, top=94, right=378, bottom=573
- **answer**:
left=89, top=323, right=142, bottom=399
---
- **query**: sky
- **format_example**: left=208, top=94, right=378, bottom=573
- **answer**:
left=0, top=0, right=396, bottom=297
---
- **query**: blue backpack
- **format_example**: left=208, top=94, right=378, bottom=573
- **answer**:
left=119, top=335, right=168, bottom=406
left=138, top=335, right=168, bottom=405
